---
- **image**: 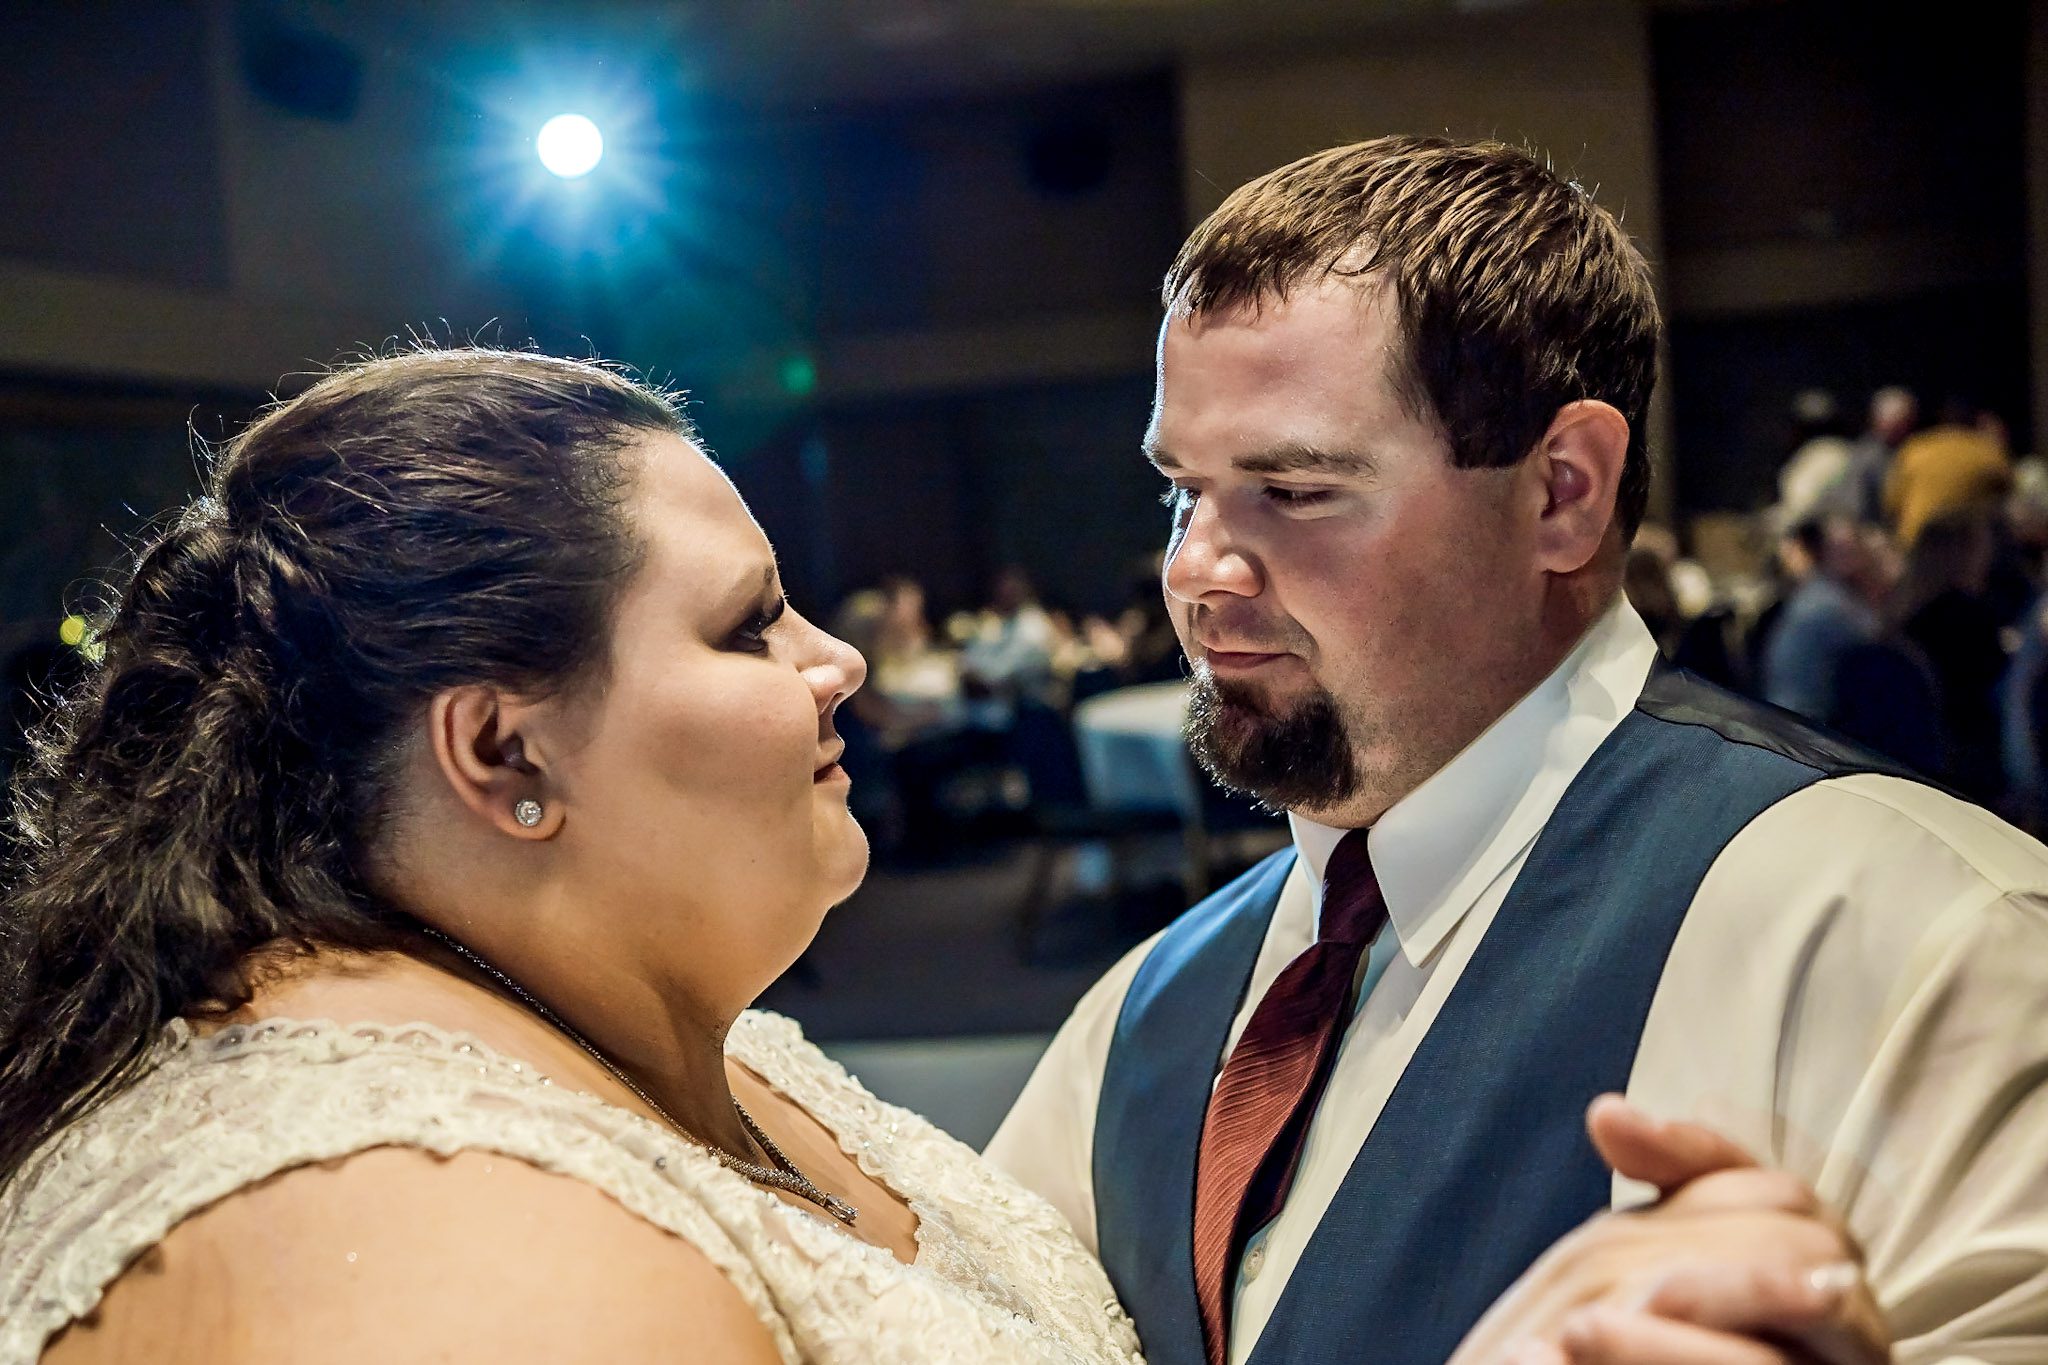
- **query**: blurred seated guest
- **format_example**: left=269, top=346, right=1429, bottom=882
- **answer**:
left=959, top=566, right=1058, bottom=719
left=1832, top=635, right=1948, bottom=782
left=1042, top=605, right=1099, bottom=685
left=1771, top=388, right=1857, bottom=534
left=831, top=582, right=966, bottom=742
left=1988, top=457, right=2048, bottom=624
left=1829, top=385, right=1917, bottom=526
left=871, top=577, right=965, bottom=723
left=1886, top=396, right=2013, bottom=548
left=1664, top=604, right=1743, bottom=692
left=1110, top=552, right=1185, bottom=687
left=1891, top=510, right=2010, bottom=802
left=1743, top=526, right=1803, bottom=694
left=1760, top=516, right=1884, bottom=726
left=878, top=574, right=933, bottom=653
left=2003, top=590, right=2048, bottom=829
left=1622, top=540, right=1681, bottom=656
left=830, top=587, right=994, bottom=860
left=1625, top=525, right=1746, bottom=691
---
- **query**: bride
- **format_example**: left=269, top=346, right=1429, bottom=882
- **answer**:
left=0, top=350, right=1871, bottom=1363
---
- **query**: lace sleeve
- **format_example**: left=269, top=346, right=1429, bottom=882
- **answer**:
left=0, top=1019, right=801, bottom=1365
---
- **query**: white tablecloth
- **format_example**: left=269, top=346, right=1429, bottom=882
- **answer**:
left=1071, top=681, right=1197, bottom=819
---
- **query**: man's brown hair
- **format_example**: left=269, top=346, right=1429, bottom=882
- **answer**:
left=1164, top=135, right=1661, bottom=537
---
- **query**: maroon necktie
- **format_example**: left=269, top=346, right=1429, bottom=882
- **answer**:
left=1191, top=829, right=1388, bottom=1365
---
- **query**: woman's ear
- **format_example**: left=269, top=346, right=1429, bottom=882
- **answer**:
left=427, top=687, right=563, bottom=839
left=1531, top=400, right=1631, bottom=574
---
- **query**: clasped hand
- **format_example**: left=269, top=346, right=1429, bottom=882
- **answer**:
left=1449, top=1096, right=1891, bottom=1365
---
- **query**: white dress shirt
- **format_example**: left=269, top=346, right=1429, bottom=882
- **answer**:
left=984, top=597, right=2048, bottom=1365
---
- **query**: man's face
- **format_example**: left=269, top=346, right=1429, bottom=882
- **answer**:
left=1147, top=278, right=1547, bottom=825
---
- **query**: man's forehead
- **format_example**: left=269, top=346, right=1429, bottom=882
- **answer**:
left=1153, top=291, right=1402, bottom=432
left=1158, top=282, right=1397, bottom=391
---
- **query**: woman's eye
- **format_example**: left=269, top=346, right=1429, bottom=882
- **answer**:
left=1159, top=484, right=1192, bottom=510
left=731, top=596, right=789, bottom=652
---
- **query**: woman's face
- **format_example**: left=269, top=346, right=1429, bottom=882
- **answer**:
left=540, top=433, right=867, bottom=1010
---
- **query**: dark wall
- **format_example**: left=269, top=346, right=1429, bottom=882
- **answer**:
left=1655, top=1, right=2025, bottom=260
left=1654, top=0, right=2031, bottom=514
left=794, top=74, right=1183, bottom=334
left=699, top=74, right=1184, bottom=618
left=0, top=4, right=229, bottom=290
left=1670, top=286, right=2032, bottom=515
left=727, top=371, right=1166, bottom=621
left=0, top=382, right=251, bottom=655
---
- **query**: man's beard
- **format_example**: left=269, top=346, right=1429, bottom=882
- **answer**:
left=1185, top=666, right=1358, bottom=812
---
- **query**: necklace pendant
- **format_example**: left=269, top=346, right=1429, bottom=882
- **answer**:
left=822, top=1193, right=860, bottom=1225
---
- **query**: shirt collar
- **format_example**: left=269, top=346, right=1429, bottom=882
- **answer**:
left=1288, top=596, right=1658, bottom=966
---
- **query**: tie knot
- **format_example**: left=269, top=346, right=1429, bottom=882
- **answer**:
left=1318, top=828, right=1385, bottom=946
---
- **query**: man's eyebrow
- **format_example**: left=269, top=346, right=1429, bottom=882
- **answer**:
left=1233, top=443, right=1377, bottom=477
left=1144, top=441, right=1377, bottom=478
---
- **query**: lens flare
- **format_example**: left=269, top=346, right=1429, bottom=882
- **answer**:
left=536, top=113, right=603, bottom=178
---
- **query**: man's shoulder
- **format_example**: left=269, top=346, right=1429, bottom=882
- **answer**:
left=1754, top=773, right=2048, bottom=896
left=1631, top=666, right=1915, bottom=785
left=1685, top=773, right=2048, bottom=1037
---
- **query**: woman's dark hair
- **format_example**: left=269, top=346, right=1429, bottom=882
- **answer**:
left=0, top=347, right=689, bottom=1189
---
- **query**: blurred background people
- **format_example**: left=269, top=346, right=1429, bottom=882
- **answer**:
left=959, top=566, right=1059, bottom=720
left=1832, top=385, right=1919, bottom=525
left=1888, top=510, right=2008, bottom=800
left=1759, top=516, right=1886, bottom=727
left=1772, top=388, right=1857, bottom=534
left=1887, top=397, right=2014, bottom=549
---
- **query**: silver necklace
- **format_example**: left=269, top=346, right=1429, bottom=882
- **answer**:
left=420, top=927, right=857, bottom=1225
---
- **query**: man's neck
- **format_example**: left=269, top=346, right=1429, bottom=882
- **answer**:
left=1302, top=579, right=1622, bottom=830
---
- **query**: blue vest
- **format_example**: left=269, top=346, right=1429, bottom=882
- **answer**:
left=1093, top=667, right=1917, bottom=1365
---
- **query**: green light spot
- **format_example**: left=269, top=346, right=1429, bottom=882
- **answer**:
left=58, top=615, right=87, bottom=647
left=779, top=354, right=817, bottom=397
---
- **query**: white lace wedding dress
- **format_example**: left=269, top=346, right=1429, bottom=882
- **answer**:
left=0, top=1009, right=1145, bottom=1364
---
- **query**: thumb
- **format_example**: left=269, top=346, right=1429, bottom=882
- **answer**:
left=1587, top=1093, right=1757, bottom=1194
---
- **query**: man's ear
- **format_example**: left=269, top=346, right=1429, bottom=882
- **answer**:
left=1531, top=400, right=1630, bottom=575
left=427, top=686, right=563, bottom=839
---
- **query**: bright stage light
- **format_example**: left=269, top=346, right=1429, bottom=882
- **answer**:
left=537, top=113, right=603, bottom=178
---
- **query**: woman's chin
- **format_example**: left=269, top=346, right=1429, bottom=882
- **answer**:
left=827, top=821, right=872, bottom=902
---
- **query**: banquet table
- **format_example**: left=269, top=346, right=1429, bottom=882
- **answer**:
left=1071, top=680, right=1198, bottom=819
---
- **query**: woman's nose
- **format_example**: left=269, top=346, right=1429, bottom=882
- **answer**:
left=807, top=625, right=866, bottom=714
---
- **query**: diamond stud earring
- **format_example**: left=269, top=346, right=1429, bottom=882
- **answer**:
left=513, top=798, right=544, bottom=828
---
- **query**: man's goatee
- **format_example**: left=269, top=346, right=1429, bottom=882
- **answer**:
left=1185, top=668, right=1358, bottom=812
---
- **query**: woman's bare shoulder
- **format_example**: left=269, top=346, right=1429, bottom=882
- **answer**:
left=216, top=943, right=603, bottom=1085
left=42, top=1145, right=785, bottom=1365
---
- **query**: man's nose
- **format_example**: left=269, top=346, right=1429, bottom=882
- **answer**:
left=1164, top=496, right=1263, bottom=604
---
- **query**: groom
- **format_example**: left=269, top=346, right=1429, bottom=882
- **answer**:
left=988, top=135, right=2048, bottom=1365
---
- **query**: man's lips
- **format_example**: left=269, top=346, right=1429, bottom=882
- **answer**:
left=1203, top=649, right=1292, bottom=672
